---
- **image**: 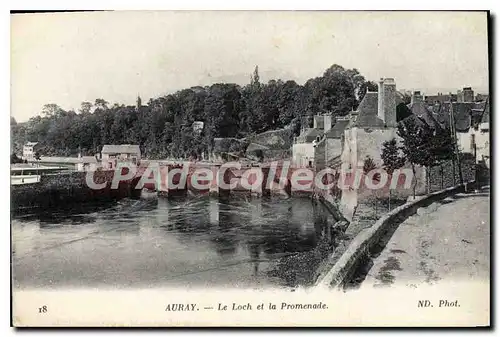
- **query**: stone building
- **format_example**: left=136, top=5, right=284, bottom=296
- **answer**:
left=314, top=117, right=350, bottom=171
left=339, top=79, right=427, bottom=219
left=341, top=78, right=399, bottom=170
left=454, top=98, right=490, bottom=166
left=291, top=116, right=330, bottom=167
left=313, top=81, right=487, bottom=221
left=428, top=96, right=489, bottom=165
left=101, top=144, right=141, bottom=169
left=192, top=121, right=204, bottom=135
left=457, top=87, right=475, bottom=103
left=22, top=142, right=40, bottom=161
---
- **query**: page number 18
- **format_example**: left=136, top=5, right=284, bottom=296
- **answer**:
left=38, top=305, right=47, bottom=313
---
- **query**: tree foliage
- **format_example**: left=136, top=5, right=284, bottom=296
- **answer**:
left=11, top=64, right=374, bottom=159
left=362, top=156, right=377, bottom=175
left=381, top=138, right=405, bottom=175
left=10, top=153, right=24, bottom=164
left=381, top=137, right=406, bottom=209
left=397, top=116, right=455, bottom=196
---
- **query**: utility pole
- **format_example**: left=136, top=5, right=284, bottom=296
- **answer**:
left=448, top=98, right=456, bottom=185
left=449, top=97, right=464, bottom=185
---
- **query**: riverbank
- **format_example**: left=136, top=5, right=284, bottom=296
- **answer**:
left=11, top=170, right=141, bottom=211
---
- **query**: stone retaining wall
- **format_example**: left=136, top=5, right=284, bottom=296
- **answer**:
left=11, top=170, right=139, bottom=211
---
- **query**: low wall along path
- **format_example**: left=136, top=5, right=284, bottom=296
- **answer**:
left=314, top=181, right=477, bottom=289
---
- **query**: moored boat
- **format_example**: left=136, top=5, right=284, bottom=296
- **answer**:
left=10, top=165, right=69, bottom=185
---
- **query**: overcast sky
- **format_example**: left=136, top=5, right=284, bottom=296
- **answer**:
left=11, top=11, right=489, bottom=122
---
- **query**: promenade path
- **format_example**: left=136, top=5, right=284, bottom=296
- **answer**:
left=362, top=188, right=490, bottom=288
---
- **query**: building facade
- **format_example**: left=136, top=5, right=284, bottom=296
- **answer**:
left=22, top=142, right=40, bottom=161
left=101, top=144, right=141, bottom=169
left=292, top=115, right=332, bottom=168
left=339, top=78, right=427, bottom=220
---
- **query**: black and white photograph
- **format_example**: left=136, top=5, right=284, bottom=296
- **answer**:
left=10, top=10, right=490, bottom=327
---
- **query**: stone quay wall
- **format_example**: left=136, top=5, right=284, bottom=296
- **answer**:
left=11, top=170, right=140, bottom=211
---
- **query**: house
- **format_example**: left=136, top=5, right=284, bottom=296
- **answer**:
left=407, top=92, right=442, bottom=130
left=428, top=98, right=489, bottom=164
left=338, top=78, right=429, bottom=219
left=454, top=98, right=490, bottom=166
left=101, top=144, right=141, bottom=169
left=477, top=99, right=490, bottom=166
left=457, top=87, right=475, bottom=103
left=291, top=115, right=330, bottom=168
left=192, top=121, right=204, bottom=135
left=22, top=142, right=40, bottom=161
left=314, top=117, right=349, bottom=171
left=341, top=78, right=399, bottom=170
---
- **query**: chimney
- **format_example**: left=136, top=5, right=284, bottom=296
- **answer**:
left=411, top=91, right=423, bottom=104
left=378, top=78, right=397, bottom=127
left=323, top=115, right=332, bottom=133
left=377, top=78, right=384, bottom=122
left=313, top=115, right=325, bottom=130
left=463, top=87, right=474, bottom=102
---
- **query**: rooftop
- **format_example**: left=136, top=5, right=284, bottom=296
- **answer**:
left=430, top=102, right=479, bottom=132
left=101, top=144, right=141, bottom=154
left=295, top=128, right=323, bottom=143
left=325, top=119, right=350, bottom=139
left=353, top=92, right=385, bottom=127
left=481, top=98, right=490, bottom=124
left=407, top=101, right=441, bottom=129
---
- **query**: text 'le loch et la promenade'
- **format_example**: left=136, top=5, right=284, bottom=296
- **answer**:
left=164, top=302, right=329, bottom=312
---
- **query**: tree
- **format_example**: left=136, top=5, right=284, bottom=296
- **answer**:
left=41, top=104, right=63, bottom=117
left=381, top=138, right=405, bottom=210
left=94, top=98, right=109, bottom=110
left=358, top=81, right=378, bottom=103
left=11, top=64, right=378, bottom=162
left=80, top=101, right=93, bottom=114
left=363, top=155, right=377, bottom=175
left=251, top=65, right=260, bottom=86
left=428, top=126, right=455, bottom=190
left=10, top=153, right=23, bottom=164
left=397, top=117, right=434, bottom=198
left=10, top=117, right=17, bottom=126
left=363, top=155, right=381, bottom=215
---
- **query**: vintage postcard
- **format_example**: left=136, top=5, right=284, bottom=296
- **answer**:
left=10, top=10, right=490, bottom=327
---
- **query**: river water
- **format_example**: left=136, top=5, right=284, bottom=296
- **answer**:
left=12, top=196, right=336, bottom=289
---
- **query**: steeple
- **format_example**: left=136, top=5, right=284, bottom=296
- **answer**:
left=136, top=94, right=142, bottom=112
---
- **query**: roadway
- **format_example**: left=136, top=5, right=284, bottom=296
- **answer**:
left=362, top=187, right=490, bottom=288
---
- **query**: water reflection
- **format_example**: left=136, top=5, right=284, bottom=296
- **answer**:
left=12, top=196, right=335, bottom=289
